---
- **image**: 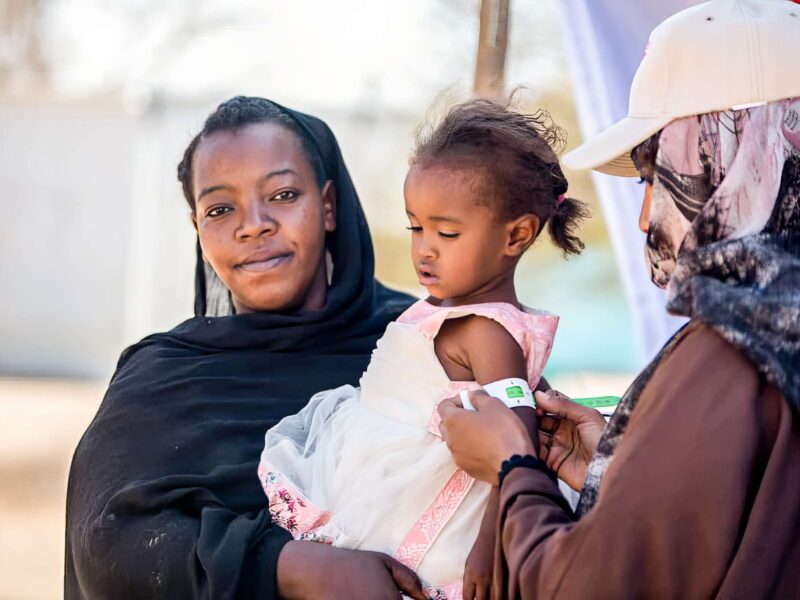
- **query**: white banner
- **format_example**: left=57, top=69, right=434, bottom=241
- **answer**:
left=558, top=0, right=697, bottom=364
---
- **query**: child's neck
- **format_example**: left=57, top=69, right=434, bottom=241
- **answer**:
left=435, top=269, right=520, bottom=309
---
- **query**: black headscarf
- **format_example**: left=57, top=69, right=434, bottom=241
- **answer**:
left=64, top=101, right=414, bottom=599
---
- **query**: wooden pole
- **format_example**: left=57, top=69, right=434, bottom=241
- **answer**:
left=473, top=0, right=509, bottom=99
left=0, top=0, right=47, bottom=91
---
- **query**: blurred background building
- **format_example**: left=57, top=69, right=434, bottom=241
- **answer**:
left=0, top=0, right=700, bottom=597
left=1, top=0, right=644, bottom=381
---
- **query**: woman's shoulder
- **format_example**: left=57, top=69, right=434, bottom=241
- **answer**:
left=641, top=322, right=763, bottom=417
left=632, top=321, right=790, bottom=467
left=669, top=322, right=758, bottom=377
left=110, top=319, right=205, bottom=382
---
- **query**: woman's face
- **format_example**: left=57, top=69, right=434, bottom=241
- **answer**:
left=191, top=122, right=335, bottom=314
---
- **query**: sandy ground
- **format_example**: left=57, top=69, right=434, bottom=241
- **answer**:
left=0, top=379, right=105, bottom=600
left=0, top=373, right=631, bottom=600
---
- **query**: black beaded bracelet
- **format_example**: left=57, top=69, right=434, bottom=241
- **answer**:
left=498, top=454, right=556, bottom=487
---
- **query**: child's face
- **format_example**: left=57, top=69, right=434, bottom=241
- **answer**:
left=404, top=165, right=516, bottom=301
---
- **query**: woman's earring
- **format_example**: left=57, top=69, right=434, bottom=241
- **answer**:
left=325, top=249, right=334, bottom=286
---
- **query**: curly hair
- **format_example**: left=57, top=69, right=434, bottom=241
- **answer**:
left=177, top=96, right=326, bottom=212
left=411, top=99, right=589, bottom=256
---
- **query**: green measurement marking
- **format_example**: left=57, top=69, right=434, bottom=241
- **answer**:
left=572, top=396, right=621, bottom=409
left=506, top=386, right=524, bottom=398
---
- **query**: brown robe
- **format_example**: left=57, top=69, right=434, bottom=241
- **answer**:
left=494, top=323, right=800, bottom=599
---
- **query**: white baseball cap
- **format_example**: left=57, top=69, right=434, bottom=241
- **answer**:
left=562, top=0, right=800, bottom=177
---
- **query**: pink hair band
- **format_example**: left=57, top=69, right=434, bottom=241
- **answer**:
left=556, top=194, right=567, bottom=206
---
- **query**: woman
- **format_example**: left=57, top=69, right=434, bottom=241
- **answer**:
left=64, top=97, right=426, bottom=599
left=439, top=1, right=800, bottom=597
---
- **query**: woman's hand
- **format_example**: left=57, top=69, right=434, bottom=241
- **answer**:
left=437, top=391, right=535, bottom=485
left=534, top=390, right=606, bottom=491
left=276, top=541, right=426, bottom=600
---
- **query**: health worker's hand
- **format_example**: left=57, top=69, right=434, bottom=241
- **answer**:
left=534, top=390, right=606, bottom=491
left=437, top=390, right=535, bottom=485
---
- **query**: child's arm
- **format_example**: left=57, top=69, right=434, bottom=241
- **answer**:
left=434, top=315, right=537, bottom=436
left=464, top=485, right=500, bottom=599
left=434, top=315, right=535, bottom=600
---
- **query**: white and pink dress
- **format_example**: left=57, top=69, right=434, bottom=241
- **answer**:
left=259, top=300, right=558, bottom=598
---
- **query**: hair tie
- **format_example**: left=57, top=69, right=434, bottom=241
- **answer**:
left=556, top=193, right=567, bottom=206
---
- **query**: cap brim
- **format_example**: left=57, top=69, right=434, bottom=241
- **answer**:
left=562, top=115, right=673, bottom=177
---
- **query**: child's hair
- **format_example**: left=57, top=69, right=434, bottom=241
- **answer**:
left=411, top=99, right=589, bottom=256
left=177, top=96, right=326, bottom=212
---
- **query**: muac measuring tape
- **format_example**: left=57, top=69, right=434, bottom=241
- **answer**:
left=459, top=381, right=620, bottom=414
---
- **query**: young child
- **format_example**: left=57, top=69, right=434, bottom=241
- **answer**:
left=259, top=99, right=587, bottom=599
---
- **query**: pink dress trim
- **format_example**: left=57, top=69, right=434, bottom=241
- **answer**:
left=399, top=383, right=478, bottom=600
left=258, top=462, right=336, bottom=544
left=395, top=465, right=475, bottom=574
left=423, top=582, right=463, bottom=600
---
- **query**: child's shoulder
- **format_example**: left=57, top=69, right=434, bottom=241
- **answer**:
left=397, top=299, right=559, bottom=384
left=436, top=312, right=521, bottom=357
left=397, top=298, right=557, bottom=342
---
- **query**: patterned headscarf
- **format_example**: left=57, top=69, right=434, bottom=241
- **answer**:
left=577, top=99, right=800, bottom=516
left=637, top=100, right=798, bottom=289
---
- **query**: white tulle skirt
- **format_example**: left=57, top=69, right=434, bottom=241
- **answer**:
left=259, top=321, right=493, bottom=595
left=259, top=303, right=558, bottom=597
